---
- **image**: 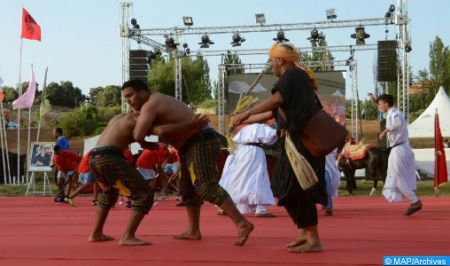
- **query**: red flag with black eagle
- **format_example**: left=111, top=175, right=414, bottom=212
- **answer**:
left=21, top=8, right=41, bottom=41
left=434, top=111, right=448, bottom=187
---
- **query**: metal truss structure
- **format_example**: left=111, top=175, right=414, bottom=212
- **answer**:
left=120, top=1, right=410, bottom=138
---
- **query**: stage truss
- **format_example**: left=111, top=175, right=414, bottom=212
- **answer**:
left=119, top=0, right=410, bottom=138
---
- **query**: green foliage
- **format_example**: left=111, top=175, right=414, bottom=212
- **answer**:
left=198, top=99, right=218, bottom=109
left=360, top=100, right=378, bottom=120
left=429, top=36, right=450, bottom=94
left=223, top=51, right=244, bottom=76
left=92, top=85, right=121, bottom=107
left=53, top=104, right=120, bottom=138
left=1, top=86, right=18, bottom=103
left=59, top=105, right=98, bottom=137
left=46, top=81, right=86, bottom=108
left=149, top=54, right=212, bottom=104
left=301, top=33, right=335, bottom=72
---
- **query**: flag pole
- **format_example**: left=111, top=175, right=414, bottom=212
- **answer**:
left=434, top=109, right=440, bottom=197
left=36, top=67, right=48, bottom=143
left=0, top=104, right=7, bottom=184
left=0, top=104, right=12, bottom=181
left=17, top=37, right=23, bottom=184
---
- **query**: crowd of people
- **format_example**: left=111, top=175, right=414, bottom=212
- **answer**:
left=49, top=42, right=422, bottom=253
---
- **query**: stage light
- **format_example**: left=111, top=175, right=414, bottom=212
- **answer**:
left=231, top=32, right=246, bottom=47
left=346, top=56, right=353, bottom=66
left=389, top=4, right=395, bottom=13
left=385, top=4, right=396, bottom=19
left=405, top=43, right=412, bottom=53
left=165, top=35, right=177, bottom=50
left=199, top=33, right=214, bottom=48
left=130, top=18, right=140, bottom=30
left=326, top=9, right=337, bottom=20
left=181, top=43, right=190, bottom=56
left=255, top=13, right=266, bottom=25
left=307, top=28, right=324, bottom=44
left=273, top=30, right=289, bottom=43
left=351, top=26, right=370, bottom=45
left=183, top=16, right=193, bottom=26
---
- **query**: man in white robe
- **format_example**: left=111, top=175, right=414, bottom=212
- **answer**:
left=324, top=149, right=340, bottom=216
left=219, top=123, right=277, bottom=217
left=378, top=94, right=422, bottom=216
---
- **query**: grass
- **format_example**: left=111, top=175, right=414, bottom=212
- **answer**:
left=0, top=175, right=57, bottom=196
left=1, top=179, right=449, bottom=197
left=338, top=179, right=450, bottom=197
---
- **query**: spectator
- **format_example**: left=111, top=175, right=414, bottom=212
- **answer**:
left=136, top=147, right=164, bottom=192
left=52, top=127, right=71, bottom=184
left=65, top=151, right=98, bottom=206
left=53, top=145, right=81, bottom=204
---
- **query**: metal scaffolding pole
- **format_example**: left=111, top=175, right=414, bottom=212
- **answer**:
left=120, top=2, right=132, bottom=113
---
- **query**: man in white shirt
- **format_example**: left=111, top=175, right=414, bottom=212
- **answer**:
left=377, top=94, right=422, bottom=216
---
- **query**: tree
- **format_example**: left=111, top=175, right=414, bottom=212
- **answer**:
left=46, top=81, right=86, bottom=108
left=429, top=36, right=450, bottom=94
left=223, top=51, right=244, bottom=76
left=301, top=33, right=335, bottom=72
left=88, top=86, right=103, bottom=104
left=148, top=54, right=212, bottom=104
left=1, top=86, right=18, bottom=103
left=93, top=85, right=121, bottom=107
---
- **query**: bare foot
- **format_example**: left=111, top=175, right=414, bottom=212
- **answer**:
left=89, top=234, right=114, bottom=242
left=119, top=237, right=151, bottom=246
left=174, top=230, right=202, bottom=240
left=288, top=242, right=323, bottom=253
left=235, top=221, right=254, bottom=246
left=285, top=237, right=307, bottom=248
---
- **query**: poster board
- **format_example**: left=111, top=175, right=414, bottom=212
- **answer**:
left=28, top=142, right=55, bottom=172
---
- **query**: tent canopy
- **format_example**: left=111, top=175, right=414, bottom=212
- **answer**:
left=408, top=87, right=450, bottom=138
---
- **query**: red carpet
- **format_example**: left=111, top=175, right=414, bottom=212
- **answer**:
left=0, top=196, right=449, bottom=266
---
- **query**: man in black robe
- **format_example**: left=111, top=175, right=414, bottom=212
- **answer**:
left=234, top=42, right=327, bottom=253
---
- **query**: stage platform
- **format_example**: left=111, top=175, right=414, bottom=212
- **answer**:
left=0, top=196, right=449, bottom=266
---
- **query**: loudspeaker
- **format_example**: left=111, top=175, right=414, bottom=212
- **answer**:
left=129, top=50, right=149, bottom=83
left=377, top=40, right=397, bottom=82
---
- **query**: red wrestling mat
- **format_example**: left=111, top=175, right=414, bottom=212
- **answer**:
left=0, top=196, right=449, bottom=266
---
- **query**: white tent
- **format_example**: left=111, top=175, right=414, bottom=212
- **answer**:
left=408, top=87, right=450, bottom=138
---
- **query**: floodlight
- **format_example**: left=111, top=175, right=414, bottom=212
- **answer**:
left=326, top=9, right=337, bottom=20
left=255, top=13, right=266, bottom=25
left=183, top=16, right=193, bottom=26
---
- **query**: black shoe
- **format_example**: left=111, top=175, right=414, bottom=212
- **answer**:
left=405, top=200, right=422, bottom=216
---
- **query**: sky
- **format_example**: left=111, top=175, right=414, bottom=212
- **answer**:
left=0, top=0, right=449, bottom=100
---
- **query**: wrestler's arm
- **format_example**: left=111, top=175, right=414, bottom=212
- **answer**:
left=134, top=100, right=158, bottom=143
left=234, top=91, right=283, bottom=126
left=151, top=114, right=209, bottom=136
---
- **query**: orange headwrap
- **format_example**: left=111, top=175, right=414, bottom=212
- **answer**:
left=269, top=43, right=319, bottom=91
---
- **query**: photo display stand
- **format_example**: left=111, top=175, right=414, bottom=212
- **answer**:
left=25, top=142, right=55, bottom=196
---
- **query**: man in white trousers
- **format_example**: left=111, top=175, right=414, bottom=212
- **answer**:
left=378, top=94, right=422, bottom=216
left=219, top=123, right=277, bottom=217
